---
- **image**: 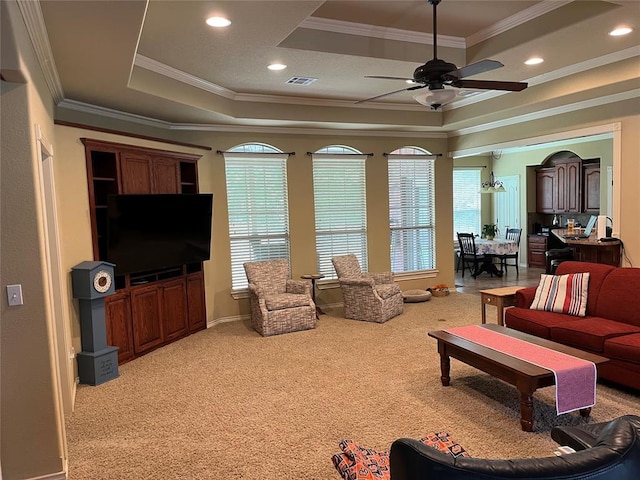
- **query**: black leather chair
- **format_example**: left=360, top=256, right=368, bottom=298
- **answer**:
left=389, top=416, right=640, bottom=479
left=551, top=415, right=640, bottom=451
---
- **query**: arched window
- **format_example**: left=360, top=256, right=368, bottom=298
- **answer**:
left=312, top=145, right=367, bottom=278
left=387, top=146, right=436, bottom=272
left=223, top=143, right=290, bottom=290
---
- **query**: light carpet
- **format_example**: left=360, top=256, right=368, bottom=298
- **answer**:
left=66, top=293, right=640, bottom=479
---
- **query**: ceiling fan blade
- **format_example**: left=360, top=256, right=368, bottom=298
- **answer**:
left=452, top=79, right=528, bottom=91
left=365, top=75, right=415, bottom=82
left=355, top=85, right=427, bottom=104
left=447, top=59, right=504, bottom=79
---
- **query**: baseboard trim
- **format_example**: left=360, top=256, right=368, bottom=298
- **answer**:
left=206, top=303, right=344, bottom=329
left=25, top=470, right=67, bottom=480
left=207, top=314, right=249, bottom=328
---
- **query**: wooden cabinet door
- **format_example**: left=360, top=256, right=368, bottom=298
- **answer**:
left=536, top=169, right=556, bottom=213
left=583, top=166, right=600, bottom=212
left=187, top=272, right=207, bottom=332
left=161, top=278, right=189, bottom=341
left=105, top=292, right=135, bottom=364
left=152, top=157, right=181, bottom=193
left=555, top=161, right=581, bottom=213
left=565, top=161, right=581, bottom=213
left=121, top=152, right=153, bottom=193
left=131, top=284, right=164, bottom=354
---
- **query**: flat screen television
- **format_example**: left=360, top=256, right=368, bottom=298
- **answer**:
left=106, top=194, right=213, bottom=276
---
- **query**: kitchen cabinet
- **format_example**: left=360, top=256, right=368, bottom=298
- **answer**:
left=555, top=160, right=581, bottom=213
left=583, top=164, right=600, bottom=213
left=527, top=234, right=548, bottom=268
left=536, top=168, right=556, bottom=213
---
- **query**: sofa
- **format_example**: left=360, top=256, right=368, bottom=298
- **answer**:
left=504, top=261, right=640, bottom=390
left=389, top=416, right=640, bottom=479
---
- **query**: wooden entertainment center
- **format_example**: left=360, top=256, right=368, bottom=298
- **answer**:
left=82, top=138, right=206, bottom=364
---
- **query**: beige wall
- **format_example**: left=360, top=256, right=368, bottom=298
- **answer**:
left=54, top=128, right=455, bottom=333
left=1, top=1, right=64, bottom=478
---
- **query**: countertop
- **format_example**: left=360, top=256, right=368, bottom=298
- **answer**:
left=551, top=228, right=621, bottom=246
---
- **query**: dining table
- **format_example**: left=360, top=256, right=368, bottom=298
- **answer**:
left=473, top=238, right=519, bottom=277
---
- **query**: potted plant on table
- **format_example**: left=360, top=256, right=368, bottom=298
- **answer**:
left=482, top=224, right=499, bottom=240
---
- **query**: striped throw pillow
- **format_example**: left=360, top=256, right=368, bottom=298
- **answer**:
left=531, top=273, right=590, bottom=316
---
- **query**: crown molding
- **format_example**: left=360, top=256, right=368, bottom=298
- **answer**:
left=447, top=46, right=640, bottom=110
left=452, top=89, right=639, bottom=137
left=134, top=54, right=424, bottom=112
left=57, top=98, right=447, bottom=138
left=300, top=16, right=465, bottom=49
left=58, top=99, right=173, bottom=129
left=17, top=0, right=64, bottom=104
left=135, top=54, right=235, bottom=98
left=450, top=122, right=621, bottom=158
left=466, top=0, right=572, bottom=46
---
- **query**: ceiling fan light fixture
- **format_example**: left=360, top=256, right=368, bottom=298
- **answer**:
left=609, top=26, right=633, bottom=36
left=413, top=89, right=457, bottom=109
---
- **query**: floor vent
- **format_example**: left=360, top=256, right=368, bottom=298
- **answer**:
left=286, top=76, right=318, bottom=86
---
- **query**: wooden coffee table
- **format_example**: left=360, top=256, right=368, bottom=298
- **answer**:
left=428, top=324, right=609, bottom=432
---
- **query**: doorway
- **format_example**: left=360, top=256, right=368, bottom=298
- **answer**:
left=493, top=175, right=520, bottom=239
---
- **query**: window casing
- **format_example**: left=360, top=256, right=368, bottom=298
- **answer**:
left=224, top=144, right=290, bottom=290
left=453, top=168, right=482, bottom=239
left=312, top=146, right=367, bottom=279
left=388, top=147, right=436, bottom=273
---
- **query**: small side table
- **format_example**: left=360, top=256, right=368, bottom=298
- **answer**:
left=479, top=286, right=523, bottom=326
left=301, top=274, right=325, bottom=318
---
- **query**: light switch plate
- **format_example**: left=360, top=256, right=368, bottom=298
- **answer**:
left=7, top=284, right=23, bottom=306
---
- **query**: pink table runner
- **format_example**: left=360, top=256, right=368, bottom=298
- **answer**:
left=444, top=325, right=597, bottom=414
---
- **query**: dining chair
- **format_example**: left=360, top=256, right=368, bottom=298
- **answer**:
left=500, top=228, right=522, bottom=275
left=456, top=233, right=485, bottom=278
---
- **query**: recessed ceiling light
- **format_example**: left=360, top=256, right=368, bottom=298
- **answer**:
left=609, top=26, right=633, bottom=36
left=206, top=16, right=231, bottom=28
left=525, top=57, right=544, bottom=65
left=268, top=63, right=287, bottom=71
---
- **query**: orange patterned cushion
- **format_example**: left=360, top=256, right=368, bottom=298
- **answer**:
left=331, top=432, right=467, bottom=480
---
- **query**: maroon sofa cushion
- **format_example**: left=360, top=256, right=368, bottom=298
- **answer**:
left=505, top=308, right=581, bottom=339
left=604, top=334, right=640, bottom=364
left=595, top=268, right=640, bottom=328
left=555, top=262, right=616, bottom=317
left=550, top=318, right=640, bottom=352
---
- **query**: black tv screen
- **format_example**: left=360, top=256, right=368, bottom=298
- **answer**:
left=106, top=194, right=213, bottom=275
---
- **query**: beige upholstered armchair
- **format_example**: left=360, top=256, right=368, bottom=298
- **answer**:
left=331, top=254, right=404, bottom=323
left=243, top=259, right=317, bottom=336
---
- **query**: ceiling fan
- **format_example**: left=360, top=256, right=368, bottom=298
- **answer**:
left=357, top=0, right=528, bottom=109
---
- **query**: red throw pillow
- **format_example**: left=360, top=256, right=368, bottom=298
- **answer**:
left=531, top=273, right=590, bottom=317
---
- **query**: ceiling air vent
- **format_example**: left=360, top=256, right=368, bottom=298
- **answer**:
left=285, top=76, right=317, bottom=86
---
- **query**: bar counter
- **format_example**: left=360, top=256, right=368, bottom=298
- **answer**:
left=551, top=229, right=621, bottom=266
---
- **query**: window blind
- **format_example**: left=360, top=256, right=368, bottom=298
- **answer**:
left=312, top=154, right=367, bottom=278
left=224, top=151, right=290, bottom=290
left=388, top=155, right=436, bottom=272
left=453, top=168, right=482, bottom=239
